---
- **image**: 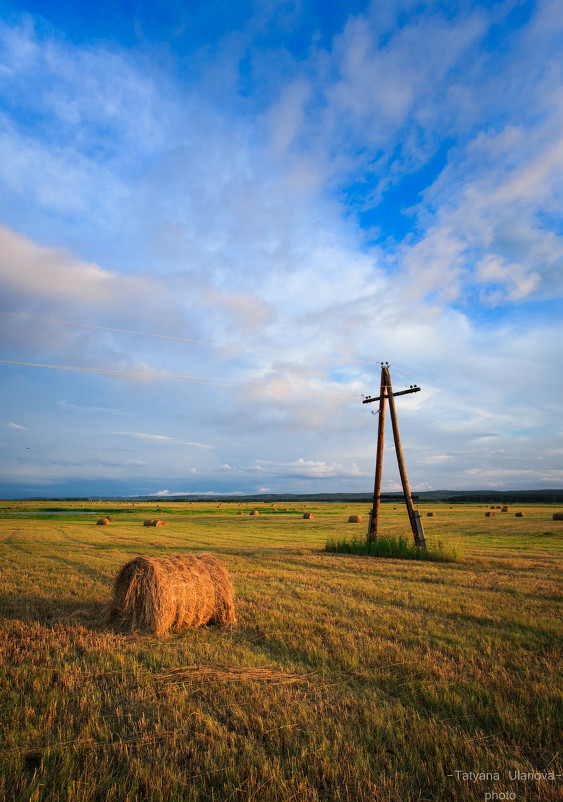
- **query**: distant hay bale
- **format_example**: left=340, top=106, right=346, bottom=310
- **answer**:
left=237, top=511, right=243, bottom=515
left=501, top=506, right=509, bottom=512
left=552, top=512, right=563, bottom=520
left=108, top=553, right=235, bottom=635
left=144, top=519, right=165, bottom=527
left=250, top=510, right=259, bottom=516
left=348, top=515, right=362, bottom=523
left=485, top=512, right=494, bottom=517
left=97, top=518, right=110, bottom=525
left=515, top=512, right=525, bottom=517
left=427, top=512, right=435, bottom=517
left=303, top=512, right=314, bottom=519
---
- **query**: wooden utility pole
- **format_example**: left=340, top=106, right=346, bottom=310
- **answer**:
left=363, top=365, right=426, bottom=548
left=368, top=367, right=387, bottom=542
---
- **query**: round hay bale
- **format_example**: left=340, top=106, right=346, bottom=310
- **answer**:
left=97, top=518, right=110, bottom=525
left=501, top=506, right=509, bottom=512
left=515, top=512, right=525, bottom=517
left=109, top=554, right=235, bottom=635
left=348, top=515, right=362, bottom=523
left=303, top=512, right=315, bottom=519
left=154, top=519, right=165, bottom=527
left=144, top=519, right=155, bottom=526
left=166, top=555, right=215, bottom=627
left=197, top=553, right=236, bottom=625
left=237, top=511, right=243, bottom=515
left=552, top=512, right=563, bottom=521
left=105, top=515, right=114, bottom=522
left=485, top=512, right=494, bottom=517
left=427, top=512, right=435, bottom=517
left=250, top=510, right=259, bottom=516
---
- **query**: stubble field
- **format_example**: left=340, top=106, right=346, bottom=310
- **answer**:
left=0, top=500, right=561, bottom=802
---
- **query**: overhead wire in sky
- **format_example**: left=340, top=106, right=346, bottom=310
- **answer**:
left=1, top=312, right=424, bottom=399
left=0, top=312, right=383, bottom=366
left=0, top=360, right=361, bottom=397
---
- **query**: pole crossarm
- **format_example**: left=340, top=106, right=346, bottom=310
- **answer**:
left=363, top=386, right=420, bottom=404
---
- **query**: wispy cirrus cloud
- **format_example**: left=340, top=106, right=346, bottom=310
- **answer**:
left=58, top=400, right=133, bottom=415
left=111, top=432, right=175, bottom=441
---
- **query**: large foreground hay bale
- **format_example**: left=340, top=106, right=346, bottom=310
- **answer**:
left=348, top=515, right=362, bottom=523
left=552, top=512, right=563, bottom=521
left=197, top=553, right=237, bottom=626
left=109, top=554, right=235, bottom=635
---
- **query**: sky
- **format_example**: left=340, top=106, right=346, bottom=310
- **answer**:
left=0, top=0, right=562, bottom=499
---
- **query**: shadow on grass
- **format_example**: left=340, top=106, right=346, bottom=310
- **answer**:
left=0, top=591, right=108, bottom=629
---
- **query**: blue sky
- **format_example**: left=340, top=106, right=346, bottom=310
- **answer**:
left=0, top=0, right=562, bottom=498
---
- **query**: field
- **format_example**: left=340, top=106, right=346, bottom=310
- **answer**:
left=0, top=500, right=561, bottom=802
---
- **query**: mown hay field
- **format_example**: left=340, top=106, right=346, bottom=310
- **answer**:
left=0, top=500, right=561, bottom=802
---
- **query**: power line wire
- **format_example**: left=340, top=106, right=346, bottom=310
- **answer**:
left=0, top=359, right=361, bottom=397
left=0, top=312, right=382, bottom=367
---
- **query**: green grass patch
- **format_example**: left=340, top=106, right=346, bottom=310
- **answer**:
left=325, top=533, right=458, bottom=561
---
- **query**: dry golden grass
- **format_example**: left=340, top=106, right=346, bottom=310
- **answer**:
left=0, top=500, right=561, bottom=801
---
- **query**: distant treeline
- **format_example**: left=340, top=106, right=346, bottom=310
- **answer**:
left=438, top=490, right=563, bottom=504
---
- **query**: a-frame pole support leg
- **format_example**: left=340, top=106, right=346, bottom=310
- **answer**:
left=384, top=366, right=426, bottom=549
left=368, top=365, right=387, bottom=543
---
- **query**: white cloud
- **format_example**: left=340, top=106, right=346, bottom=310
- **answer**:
left=111, top=432, right=175, bottom=441
left=58, top=400, right=131, bottom=415
left=256, top=457, right=363, bottom=479
left=7, top=421, right=26, bottom=430
left=0, top=224, right=161, bottom=308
